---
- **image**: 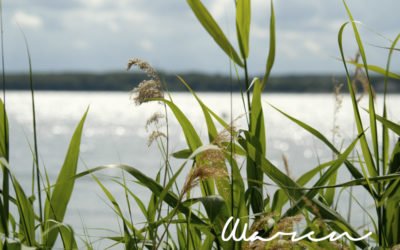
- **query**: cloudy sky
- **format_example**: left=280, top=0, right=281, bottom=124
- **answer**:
left=3, top=0, right=399, bottom=74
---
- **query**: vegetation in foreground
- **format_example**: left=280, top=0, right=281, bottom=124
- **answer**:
left=1, top=0, right=400, bottom=249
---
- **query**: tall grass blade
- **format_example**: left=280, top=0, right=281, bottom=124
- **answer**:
left=336, top=24, right=379, bottom=183
left=271, top=104, right=373, bottom=193
left=247, top=78, right=266, bottom=214
left=382, top=34, right=400, bottom=175
left=0, top=99, right=7, bottom=159
left=0, top=158, right=35, bottom=247
left=343, top=0, right=380, bottom=176
left=262, top=0, right=276, bottom=89
left=90, top=174, right=142, bottom=246
left=345, top=61, right=400, bottom=79
left=43, top=222, right=78, bottom=250
left=236, top=0, right=251, bottom=59
left=285, top=135, right=360, bottom=214
left=177, top=76, right=247, bottom=226
left=187, top=195, right=231, bottom=248
left=43, top=109, right=88, bottom=248
left=239, top=135, right=369, bottom=249
left=75, top=164, right=208, bottom=227
left=186, top=0, right=244, bottom=67
left=19, top=27, right=44, bottom=226
left=0, top=0, right=9, bottom=238
left=375, top=114, right=400, bottom=136
left=154, top=98, right=216, bottom=196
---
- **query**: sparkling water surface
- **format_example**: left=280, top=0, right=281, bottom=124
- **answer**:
left=6, top=91, right=400, bottom=248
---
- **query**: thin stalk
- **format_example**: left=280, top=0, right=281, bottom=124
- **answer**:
left=20, top=29, right=43, bottom=225
left=228, top=57, right=239, bottom=249
left=0, top=0, right=9, bottom=237
left=229, top=57, right=234, bottom=233
left=155, top=102, right=170, bottom=246
left=122, top=171, right=138, bottom=249
left=243, top=59, right=251, bottom=123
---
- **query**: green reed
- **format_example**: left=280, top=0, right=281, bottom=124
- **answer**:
left=1, top=0, right=400, bottom=249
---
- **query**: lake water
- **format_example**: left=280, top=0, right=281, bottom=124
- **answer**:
left=5, top=91, right=400, bottom=248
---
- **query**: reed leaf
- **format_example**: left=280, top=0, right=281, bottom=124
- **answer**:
left=0, top=99, right=8, bottom=236
left=375, top=113, right=400, bottom=136
left=284, top=134, right=360, bottom=214
left=0, top=99, right=7, bottom=158
left=91, top=174, right=143, bottom=243
left=42, top=222, right=78, bottom=250
left=247, top=78, right=266, bottom=214
left=343, top=1, right=380, bottom=176
left=239, top=135, right=369, bottom=249
left=382, top=34, right=400, bottom=174
left=271, top=104, right=373, bottom=194
left=338, top=12, right=377, bottom=183
left=75, top=164, right=208, bottom=227
left=154, top=98, right=216, bottom=197
left=0, top=158, right=35, bottom=247
left=186, top=0, right=243, bottom=67
left=345, top=61, right=400, bottom=79
left=186, top=195, right=231, bottom=248
left=43, top=108, right=88, bottom=248
left=262, top=0, right=276, bottom=89
left=236, top=0, right=251, bottom=59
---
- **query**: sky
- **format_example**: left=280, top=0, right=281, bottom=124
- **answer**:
left=3, top=0, right=400, bottom=74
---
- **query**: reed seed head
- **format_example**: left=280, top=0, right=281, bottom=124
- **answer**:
left=213, top=125, right=237, bottom=148
left=130, top=79, right=164, bottom=105
left=146, top=112, right=164, bottom=131
left=197, top=149, right=225, bottom=167
left=182, top=163, right=228, bottom=196
left=147, top=130, right=166, bottom=147
left=271, top=215, right=303, bottom=234
left=127, top=58, right=164, bottom=105
left=127, top=58, right=160, bottom=81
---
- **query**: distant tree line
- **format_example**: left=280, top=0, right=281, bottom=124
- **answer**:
left=3, top=72, right=400, bottom=93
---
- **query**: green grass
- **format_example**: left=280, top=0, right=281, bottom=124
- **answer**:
left=1, top=0, right=400, bottom=249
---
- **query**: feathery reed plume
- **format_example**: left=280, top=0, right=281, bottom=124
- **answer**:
left=271, top=215, right=303, bottom=234
left=182, top=165, right=228, bottom=196
left=350, top=52, right=375, bottom=102
left=130, top=79, right=164, bottom=105
left=212, top=114, right=243, bottom=148
left=213, top=126, right=237, bottom=149
left=182, top=148, right=228, bottom=196
left=197, top=148, right=226, bottom=168
left=127, top=58, right=160, bottom=81
left=127, top=58, right=164, bottom=105
left=147, top=130, right=166, bottom=147
left=145, top=112, right=164, bottom=131
left=332, top=81, right=344, bottom=159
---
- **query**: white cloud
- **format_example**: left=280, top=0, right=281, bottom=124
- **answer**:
left=4, top=0, right=400, bottom=73
left=139, top=40, right=154, bottom=51
left=84, top=0, right=106, bottom=8
left=73, top=40, right=89, bottom=50
left=304, top=40, right=322, bottom=55
left=12, top=11, right=43, bottom=29
left=209, top=0, right=232, bottom=20
left=252, top=25, right=268, bottom=39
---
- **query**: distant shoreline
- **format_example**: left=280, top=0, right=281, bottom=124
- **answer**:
left=3, top=72, right=400, bottom=93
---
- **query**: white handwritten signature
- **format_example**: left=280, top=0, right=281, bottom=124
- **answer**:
left=222, top=217, right=372, bottom=242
